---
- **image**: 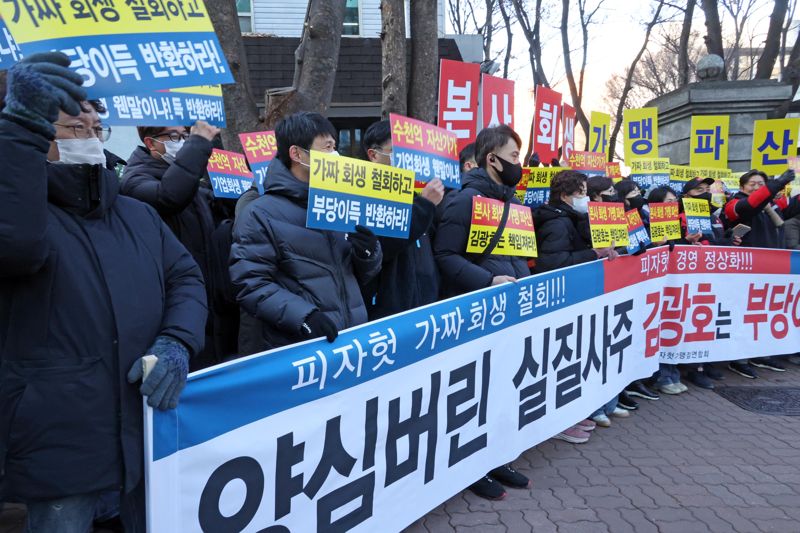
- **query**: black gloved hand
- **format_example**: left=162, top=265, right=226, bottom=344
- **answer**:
left=2, top=52, right=87, bottom=139
left=529, top=152, right=540, bottom=167
left=550, top=158, right=560, bottom=167
left=347, top=225, right=378, bottom=259
left=776, top=169, right=795, bottom=188
left=301, top=310, right=338, bottom=342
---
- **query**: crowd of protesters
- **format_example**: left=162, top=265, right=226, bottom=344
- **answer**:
left=2, top=52, right=800, bottom=531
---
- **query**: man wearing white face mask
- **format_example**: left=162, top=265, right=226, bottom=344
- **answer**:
left=533, top=170, right=618, bottom=274
left=120, top=122, right=233, bottom=370
left=0, top=52, right=206, bottom=532
left=231, top=111, right=382, bottom=355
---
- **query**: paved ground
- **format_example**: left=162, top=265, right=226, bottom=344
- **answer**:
left=405, top=363, right=800, bottom=533
left=2, top=363, right=799, bottom=533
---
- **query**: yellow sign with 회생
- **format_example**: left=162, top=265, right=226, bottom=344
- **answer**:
left=0, top=0, right=233, bottom=98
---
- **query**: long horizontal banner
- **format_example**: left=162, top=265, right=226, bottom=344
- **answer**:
left=145, top=246, right=800, bottom=532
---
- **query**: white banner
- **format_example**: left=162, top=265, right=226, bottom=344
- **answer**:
left=145, top=246, right=800, bottom=532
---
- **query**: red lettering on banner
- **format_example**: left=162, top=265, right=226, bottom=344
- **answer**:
left=743, top=282, right=800, bottom=340
left=438, top=59, right=480, bottom=153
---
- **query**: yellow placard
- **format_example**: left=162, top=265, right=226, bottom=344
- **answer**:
left=624, top=107, right=659, bottom=164
left=751, top=118, right=800, bottom=174
left=630, top=158, right=670, bottom=173
left=648, top=202, right=682, bottom=241
left=309, top=151, right=415, bottom=204
left=167, top=85, right=223, bottom=96
left=589, top=111, right=611, bottom=158
left=690, top=115, right=729, bottom=168
left=0, top=0, right=214, bottom=42
left=467, top=197, right=537, bottom=257
left=682, top=197, right=710, bottom=218
left=588, top=202, right=629, bottom=248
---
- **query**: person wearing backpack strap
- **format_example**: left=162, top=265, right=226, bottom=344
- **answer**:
left=432, top=124, right=531, bottom=500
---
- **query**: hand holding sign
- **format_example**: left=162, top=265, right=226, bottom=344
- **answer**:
left=191, top=120, right=220, bottom=142
left=3, top=52, right=87, bottom=138
left=421, top=178, right=445, bottom=206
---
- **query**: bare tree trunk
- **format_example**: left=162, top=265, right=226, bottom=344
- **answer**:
left=205, top=0, right=262, bottom=151
left=561, top=0, right=590, bottom=147
left=408, top=0, right=439, bottom=123
left=701, top=0, right=726, bottom=78
left=678, top=0, right=696, bottom=86
left=265, top=0, right=346, bottom=127
left=756, top=0, right=790, bottom=79
left=381, top=0, right=407, bottom=118
left=510, top=0, right=548, bottom=87
left=608, top=1, right=665, bottom=161
left=498, top=0, right=513, bottom=78
left=483, top=0, right=496, bottom=61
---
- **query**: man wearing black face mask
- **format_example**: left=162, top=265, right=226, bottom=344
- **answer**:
left=433, top=124, right=531, bottom=501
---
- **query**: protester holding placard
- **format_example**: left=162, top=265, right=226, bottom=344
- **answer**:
left=722, top=169, right=798, bottom=249
left=0, top=52, right=207, bottom=531
left=680, top=177, right=741, bottom=248
left=121, top=121, right=236, bottom=368
left=230, top=112, right=382, bottom=355
left=361, top=120, right=444, bottom=319
left=434, top=124, right=531, bottom=501
left=533, top=170, right=618, bottom=274
left=721, top=169, right=799, bottom=377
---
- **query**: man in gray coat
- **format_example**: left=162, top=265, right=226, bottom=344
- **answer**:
left=230, top=112, right=382, bottom=354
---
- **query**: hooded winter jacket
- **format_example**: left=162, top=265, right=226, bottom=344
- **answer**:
left=722, top=182, right=800, bottom=248
left=230, top=158, right=383, bottom=355
left=533, top=201, right=597, bottom=273
left=367, top=195, right=439, bottom=319
left=433, top=167, right=529, bottom=297
left=0, top=119, right=206, bottom=501
left=121, top=137, right=235, bottom=365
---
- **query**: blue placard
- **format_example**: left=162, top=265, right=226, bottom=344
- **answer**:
left=98, top=90, right=225, bottom=127
left=306, top=188, right=412, bottom=238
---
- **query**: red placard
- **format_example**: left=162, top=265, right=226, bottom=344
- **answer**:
left=562, top=103, right=576, bottom=162
left=606, top=162, right=622, bottom=181
left=207, top=149, right=252, bottom=177
left=438, top=59, right=480, bottom=153
left=238, top=131, right=277, bottom=164
left=481, top=74, right=514, bottom=129
left=533, top=86, right=562, bottom=162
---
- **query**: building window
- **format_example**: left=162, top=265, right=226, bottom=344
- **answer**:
left=237, top=0, right=252, bottom=32
left=343, top=0, right=359, bottom=36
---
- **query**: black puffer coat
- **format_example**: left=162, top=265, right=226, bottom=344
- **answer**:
left=121, top=138, right=235, bottom=366
left=230, top=158, right=383, bottom=354
left=533, top=201, right=597, bottom=273
left=0, top=119, right=206, bottom=501
left=368, top=195, right=439, bottom=319
left=433, top=167, right=529, bottom=298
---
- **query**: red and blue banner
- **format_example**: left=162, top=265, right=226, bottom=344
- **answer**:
left=145, top=246, right=800, bottom=532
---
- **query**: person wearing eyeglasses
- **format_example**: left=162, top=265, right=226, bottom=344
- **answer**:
left=120, top=121, right=232, bottom=370
left=0, top=53, right=206, bottom=532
